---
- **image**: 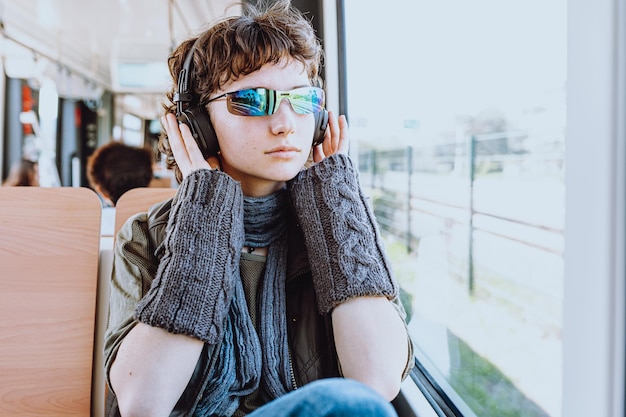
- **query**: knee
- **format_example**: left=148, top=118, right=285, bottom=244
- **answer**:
left=305, top=378, right=397, bottom=417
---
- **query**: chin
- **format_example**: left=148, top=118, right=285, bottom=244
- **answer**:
left=273, top=171, right=302, bottom=182
left=270, top=161, right=308, bottom=180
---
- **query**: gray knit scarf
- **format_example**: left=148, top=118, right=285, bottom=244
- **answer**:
left=195, top=188, right=292, bottom=417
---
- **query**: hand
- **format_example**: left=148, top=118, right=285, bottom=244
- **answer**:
left=312, top=111, right=349, bottom=163
left=161, top=113, right=220, bottom=178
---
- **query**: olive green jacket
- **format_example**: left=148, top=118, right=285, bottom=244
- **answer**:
left=104, top=198, right=413, bottom=416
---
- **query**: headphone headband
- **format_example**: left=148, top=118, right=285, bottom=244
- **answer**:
left=174, top=38, right=204, bottom=115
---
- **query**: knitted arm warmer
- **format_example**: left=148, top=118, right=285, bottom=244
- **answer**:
left=135, top=169, right=244, bottom=343
left=288, top=154, right=398, bottom=314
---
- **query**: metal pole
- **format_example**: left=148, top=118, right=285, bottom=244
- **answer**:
left=407, top=146, right=413, bottom=253
left=468, top=135, right=476, bottom=294
left=371, top=149, right=377, bottom=189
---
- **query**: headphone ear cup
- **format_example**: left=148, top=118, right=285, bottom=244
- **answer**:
left=176, top=106, right=219, bottom=159
left=312, top=110, right=329, bottom=147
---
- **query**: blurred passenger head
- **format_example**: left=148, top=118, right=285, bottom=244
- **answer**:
left=87, top=141, right=153, bottom=206
left=2, top=158, right=39, bottom=187
left=160, top=0, right=323, bottom=182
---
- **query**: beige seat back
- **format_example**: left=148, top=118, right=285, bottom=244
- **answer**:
left=95, top=186, right=176, bottom=414
left=114, top=187, right=177, bottom=236
left=0, top=187, right=101, bottom=416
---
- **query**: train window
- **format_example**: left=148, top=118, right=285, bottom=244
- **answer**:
left=343, top=1, right=566, bottom=416
left=121, top=113, right=143, bottom=147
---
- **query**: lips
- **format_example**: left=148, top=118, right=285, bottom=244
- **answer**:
left=266, top=145, right=301, bottom=154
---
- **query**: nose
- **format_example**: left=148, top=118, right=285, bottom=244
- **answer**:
left=271, top=94, right=298, bottom=114
left=270, top=98, right=297, bottom=135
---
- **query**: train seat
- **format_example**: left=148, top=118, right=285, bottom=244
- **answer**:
left=113, top=187, right=177, bottom=236
left=94, top=186, right=177, bottom=415
left=0, top=187, right=101, bottom=417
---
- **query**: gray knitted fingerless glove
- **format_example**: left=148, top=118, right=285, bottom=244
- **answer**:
left=288, top=154, right=398, bottom=314
left=135, top=169, right=244, bottom=343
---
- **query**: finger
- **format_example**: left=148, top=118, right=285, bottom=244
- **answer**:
left=328, top=110, right=341, bottom=152
left=319, top=128, right=332, bottom=157
left=178, top=122, right=210, bottom=170
left=312, top=143, right=325, bottom=163
left=337, top=114, right=350, bottom=154
left=162, top=114, right=192, bottom=175
left=179, top=123, right=211, bottom=170
left=163, top=113, right=213, bottom=176
left=320, top=111, right=334, bottom=156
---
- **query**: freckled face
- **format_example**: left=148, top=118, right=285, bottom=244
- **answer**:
left=208, top=60, right=315, bottom=197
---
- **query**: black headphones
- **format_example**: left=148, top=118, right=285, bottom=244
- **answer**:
left=173, top=38, right=329, bottom=159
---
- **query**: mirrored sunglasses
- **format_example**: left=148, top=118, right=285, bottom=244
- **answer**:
left=208, top=86, right=325, bottom=116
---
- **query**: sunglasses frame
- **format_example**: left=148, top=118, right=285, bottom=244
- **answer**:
left=208, top=86, right=325, bottom=116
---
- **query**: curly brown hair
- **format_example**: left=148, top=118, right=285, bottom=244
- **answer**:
left=87, top=141, right=154, bottom=205
left=159, top=0, right=323, bottom=183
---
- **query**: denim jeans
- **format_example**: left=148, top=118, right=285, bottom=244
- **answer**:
left=247, top=378, right=398, bottom=417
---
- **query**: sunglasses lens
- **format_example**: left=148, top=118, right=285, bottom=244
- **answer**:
left=284, top=87, right=325, bottom=114
left=227, top=89, right=268, bottom=116
left=225, top=87, right=325, bottom=116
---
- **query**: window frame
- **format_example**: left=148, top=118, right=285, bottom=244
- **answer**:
left=562, top=0, right=626, bottom=416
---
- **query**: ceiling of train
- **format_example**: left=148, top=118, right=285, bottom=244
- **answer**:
left=1, top=0, right=240, bottom=117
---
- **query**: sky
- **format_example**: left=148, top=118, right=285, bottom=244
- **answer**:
left=343, top=0, right=567, bottom=145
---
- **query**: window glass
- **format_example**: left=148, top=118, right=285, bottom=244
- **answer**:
left=122, top=113, right=143, bottom=147
left=344, top=1, right=566, bottom=416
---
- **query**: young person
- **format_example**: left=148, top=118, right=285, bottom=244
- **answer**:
left=87, top=141, right=154, bottom=207
left=87, top=141, right=154, bottom=235
left=2, top=158, right=39, bottom=186
left=104, top=1, right=413, bottom=416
